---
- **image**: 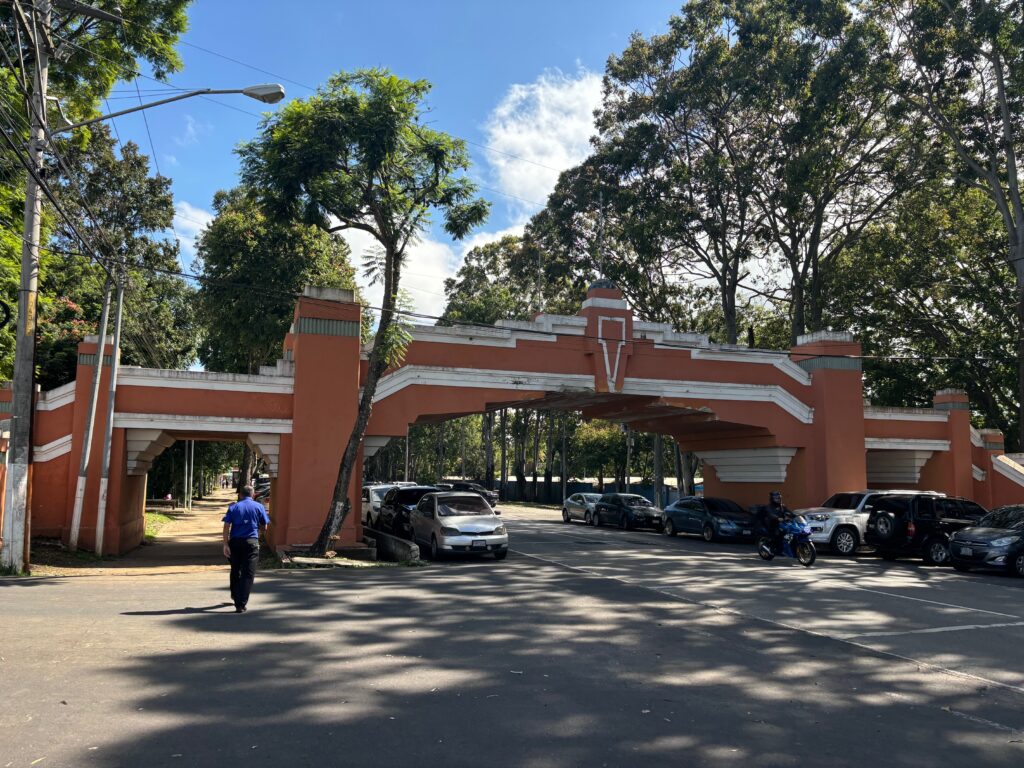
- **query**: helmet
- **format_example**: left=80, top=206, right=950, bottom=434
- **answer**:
left=769, top=490, right=782, bottom=504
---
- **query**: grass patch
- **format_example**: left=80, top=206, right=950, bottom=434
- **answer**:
left=144, top=511, right=176, bottom=543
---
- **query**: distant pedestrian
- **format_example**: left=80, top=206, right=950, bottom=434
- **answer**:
left=221, top=485, right=270, bottom=613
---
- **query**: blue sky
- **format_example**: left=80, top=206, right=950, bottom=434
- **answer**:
left=106, top=0, right=680, bottom=317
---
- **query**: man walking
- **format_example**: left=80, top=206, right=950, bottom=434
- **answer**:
left=222, top=485, right=270, bottom=613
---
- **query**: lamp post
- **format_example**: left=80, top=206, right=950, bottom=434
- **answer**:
left=0, top=22, right=286, bottom=569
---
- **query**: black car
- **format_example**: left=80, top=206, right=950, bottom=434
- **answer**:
left=378, top=485, right=439, bottom=538
left=592, top=493, right=663, bottom=531
left=449, top=481, right=499, bottom=506
left=864, top=493, right=988, bottom=564
left=949, top=505, right=1024, bottom=576
left=662, top=496, right=756, bottom=541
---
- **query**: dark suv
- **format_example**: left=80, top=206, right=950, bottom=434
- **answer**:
left=864, top=494, right=988, bottom=564
left=378, top=485, right=439, bottom=538
left=450, top=481, right=499, bottom=507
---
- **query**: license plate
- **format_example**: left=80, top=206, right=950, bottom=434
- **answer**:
left=959, top=547, right=972, bottom=556
left=472, top=540, right=487, bottom=550
left=742, top=530, right=751, bottom=535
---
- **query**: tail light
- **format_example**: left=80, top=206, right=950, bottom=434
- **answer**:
left=907, top=521, right=916, bottom=539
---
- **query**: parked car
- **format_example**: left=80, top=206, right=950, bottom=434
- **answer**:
left=377, top=485, right=439, bottom=538
left=434, top=483, right=453, bottom=491
left=864, top=493, right=988, bottom=564
left=949, top=505, right=1024, bottom=576
left=592, top=493, right=664, bottom=531
left=409, top=491, right=509, bottom=560
left=361, top=483, right=397, bottom=528
left=798, top=490, right=945, bottom=556
left=662, top=496, right=756, bottom=541
left=562, top=492, right=602, bottom=524
left=449, top=481, right=499, bottom=506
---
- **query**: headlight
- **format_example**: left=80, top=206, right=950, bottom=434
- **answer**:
left=990, top=536, right=1021, bottom=547
left=494, top=525, right=507, bottom=535
left=440, top=526, right=460, bottom=536
left=808, top=513, right=830, bottom=522
left=715, top=517, right=732, bottom=525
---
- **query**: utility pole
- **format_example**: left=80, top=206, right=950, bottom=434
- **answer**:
left=93, top=274, right=123, bottom=556
left=404, top=427, right=409, bottom=482
left=68, top=278, right=111, bottom=550
left=624, top=424, right=632, bottom=493
left=2, top=0, right=51, bottom=573
left=188, top=439, right=195, bottom=509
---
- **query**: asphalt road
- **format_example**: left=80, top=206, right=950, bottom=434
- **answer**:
left=2, top=505, right=1023, bottom=768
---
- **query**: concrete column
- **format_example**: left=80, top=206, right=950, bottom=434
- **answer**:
left=790, top=332, right=866, bottom=506
left=932, top=389, right=974, bottom=498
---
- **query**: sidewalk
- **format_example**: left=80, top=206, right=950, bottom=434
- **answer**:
left=29, top=488, right=237, bottom=577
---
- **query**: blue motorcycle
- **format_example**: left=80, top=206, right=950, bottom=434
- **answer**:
left=758, top=516, right=817, bottom=567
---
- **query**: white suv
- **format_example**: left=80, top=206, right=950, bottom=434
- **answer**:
left=798, top=490, right=945, bottom=556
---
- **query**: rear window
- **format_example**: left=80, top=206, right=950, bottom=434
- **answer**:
left=583, top=494, right=601, bottom=502
left=397, top=487, right=435, bottom=504
left=705, top=498, right=745, bottom=515
left=823, top=493, right=865, bottom=510
left=623, top=495, right=651, bottom=507
left=874, top=496, right=911, bottom=515
left=438, top=496, right=492, bottom=516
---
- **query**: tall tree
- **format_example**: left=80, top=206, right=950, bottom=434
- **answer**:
left=240, top=69, right=488, bottom=555
left=874, top=0, right=1024, bottom=445
left=194, top=186, right=358, bottom=375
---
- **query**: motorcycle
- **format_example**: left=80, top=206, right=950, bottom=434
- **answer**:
left=758, top=515, right=817, bottom=567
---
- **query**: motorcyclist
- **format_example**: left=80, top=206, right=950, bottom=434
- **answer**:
left=761, top=490, right=791, bottom=551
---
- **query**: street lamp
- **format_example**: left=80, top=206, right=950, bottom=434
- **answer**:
left=53, top=83, right=287, bottom=134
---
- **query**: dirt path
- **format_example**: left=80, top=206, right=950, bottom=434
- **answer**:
left=30, top=488, right=238, bottom=577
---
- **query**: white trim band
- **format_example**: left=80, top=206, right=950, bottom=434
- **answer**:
left=118, top=367, right=294, bottom=395
left=373, top=366, right=595, bottom=403
left=863, top=407, right=948, bottom=423
left=622, top=377, right=814, bottom=424
left=36, top=381, right=76, bottom=411
left=113, top=413, right=293, bottom=434
left=690, top=348, right=811, bottom=386
left=865, top=437, right=950, bottom=452
left=34, top=433, right=72, bottom=462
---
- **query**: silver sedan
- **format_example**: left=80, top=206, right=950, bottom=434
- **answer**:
left=562, top=492, right=602, bottom=524
left=410, top=492, right=509, bottom=560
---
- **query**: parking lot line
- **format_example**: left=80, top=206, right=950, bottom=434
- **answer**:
left=843, top=620, right=1024, bottom=640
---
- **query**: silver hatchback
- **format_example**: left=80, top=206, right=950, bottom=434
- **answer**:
left=410, top=492, right=509, bottom=560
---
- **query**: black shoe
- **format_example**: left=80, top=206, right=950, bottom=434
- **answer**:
left=234, top=605, right=244, bottom=613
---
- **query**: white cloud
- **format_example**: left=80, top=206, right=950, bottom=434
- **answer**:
left=483, top=68, right=602, bottom=220
left=163, top=154, right=180, bottom=167
left=172, top=200, right=214, bottom=268
left=174, top=114, right=211, bottom=147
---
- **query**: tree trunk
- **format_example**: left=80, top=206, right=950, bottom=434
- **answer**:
left=239, top=444, right=257, bottom=491
left=543, top=413, right=555, bottom=502
left=499, top=408, right=508, bottom=497
left=597, top=469, right=604, bottom=493
left=790, top=276, right=806, bottom=345
left=653, top=433, right=663, bottom=508
left=531, top=411, right=541, bottom=502
left=673, top=439, right=684, bottom=501
left=1017, top=286, right=1024, bottom=452
left=483, top=412, right=495, bottom=489
left=436, top=421, right=445, bottom=482
left=514, top=411, right=527, bottom=499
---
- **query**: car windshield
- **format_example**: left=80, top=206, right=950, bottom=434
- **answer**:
left=705, top=498, right=748, bottom=518
left=396, top=488, right=434, bottom=504
left=822, top=493, right=865, bottom=510
left=979, top=507, right=1024, bottom=530
left=371, top=488, right=391, bottom=501
left=583, top=494, right=601, bottom=502
left=437, top=497, right=493, bottom=516
left=623, top=496, right=651, bottom=507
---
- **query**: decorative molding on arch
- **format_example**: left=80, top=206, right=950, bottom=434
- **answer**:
left=118, top=367, right=294, bottom=395
left=114, top=413, right=293, bottom=434
left=34, top=434, right=72, bottom=463
left=992, top=454, right=1024, bottom=488
left=690, top=348, right=811, bottom=386
left=865, top=450, right=935, bottom=484
left=372, top=366, right=595, bottom=404
left=864, top=437, right=950, bottom=452
left=622, top=378, right=815, bottom=424
left=697, top=447, right=798, bottom=483
left=972, top=464, right=987, bottom=482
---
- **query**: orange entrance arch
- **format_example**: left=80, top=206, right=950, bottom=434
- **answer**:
left=2, top=282, right=1022, bottom=555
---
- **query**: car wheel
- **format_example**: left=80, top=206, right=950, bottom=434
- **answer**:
left=953, top=562, right=972, bottom=573
left=494, top=549, right=508, bottom=561
left=1013, top=552, right=1024, bottom=578
left=702, top=523, right=715, bottom=543
left=562, top=508, right=570, bottom=523
left=619, top=512, right=630, bottom=530
left=592, top=512, right=601, bottom=528
left=430, top=536, right=440, bottom=561
left=831, top=527, right=859, bottom=557
left=874, top=514, right=895, bottom=540
left=923, top=537, right=950, bottom=566
left=664, top=518, right=676, bottom=537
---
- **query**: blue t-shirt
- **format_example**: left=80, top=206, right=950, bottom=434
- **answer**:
left=223, top=497, right=270, bottom=539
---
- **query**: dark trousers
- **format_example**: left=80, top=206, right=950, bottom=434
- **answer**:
left=228, top=537, right=260, bottom=608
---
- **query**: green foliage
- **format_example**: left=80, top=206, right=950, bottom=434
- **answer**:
left=194, top=187, right=358, bottom=374
left=826, top=183, right=1020, bottom=447
left=440, top=236, right=537, bottom=326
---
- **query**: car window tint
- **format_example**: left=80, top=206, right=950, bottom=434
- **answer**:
left=416, top=496, right=433, bottom=512
left=981, top=507, right=1024, bottom=529
left=875, top=496, right=910, bottom=516
left=438, top=496, right=492, bottom=516
left=598, top=494, right=613, bottom=504
left=383, top=489, right=397, bottom=504
left=824, top=493, right=863, bottom=509
left=705, top=499, right=745, bottom=515
left=362, top=489, right=370, bottom=501
left=935, top=499, right=963, bottom=518
left=959, top=501, right=987, bottom=520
